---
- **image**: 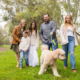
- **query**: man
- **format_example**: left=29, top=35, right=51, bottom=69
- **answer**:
left=40, top=14, right=58, bottom=50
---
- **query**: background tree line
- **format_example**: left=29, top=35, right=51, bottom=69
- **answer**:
left=0, top=0, right=80, bottom=45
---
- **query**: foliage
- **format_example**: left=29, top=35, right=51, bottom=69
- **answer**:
left=1, top=0, right=80, bottom=35
left=3, top=36, right=11, bottom=45
left=0, top=28, right=10, bottom=45
left=0, top=45, right=80, bottom=80
left=3, top=0, right=62, bottom=34
left=59, top=0, right=80, bottom=26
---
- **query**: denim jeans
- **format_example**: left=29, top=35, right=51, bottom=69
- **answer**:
left=43, top=40, right=58, bottom=50
left=20, top=50, right=29, bottom=67
left=62, top=36, right=75, bottom=69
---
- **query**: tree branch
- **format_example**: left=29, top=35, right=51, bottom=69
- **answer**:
left=76, top=32, right=80, bottom=36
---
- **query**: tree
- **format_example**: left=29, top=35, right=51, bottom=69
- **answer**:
left=4, top=0, right=62, bottom=35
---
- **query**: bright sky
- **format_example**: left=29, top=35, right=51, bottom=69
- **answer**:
left=0, top=9, right=7, bottom=28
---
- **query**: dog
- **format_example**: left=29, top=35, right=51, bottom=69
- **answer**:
left=39, top=45, right=66, bottom=77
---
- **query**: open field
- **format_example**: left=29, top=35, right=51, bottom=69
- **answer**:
left=0, top=44, right=80, bottom=80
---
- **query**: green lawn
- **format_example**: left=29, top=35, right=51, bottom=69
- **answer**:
left=0, top=44, right=80, bottom=80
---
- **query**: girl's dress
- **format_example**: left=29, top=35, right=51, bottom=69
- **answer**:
left=28, top=31, right=39, bottom=67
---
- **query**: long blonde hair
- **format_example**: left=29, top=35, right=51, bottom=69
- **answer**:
left=63, top=14, right=75, bottom=30
left=19, top=19, right=27, bottom=30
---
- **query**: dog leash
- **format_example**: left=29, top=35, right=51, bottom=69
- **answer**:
left=48, top=33, right=56, bottom=48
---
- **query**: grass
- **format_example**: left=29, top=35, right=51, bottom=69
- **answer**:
left=0, top=44, right=80, bottom=80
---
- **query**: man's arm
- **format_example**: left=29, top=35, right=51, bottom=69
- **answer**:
left=50, top=21, right=57, bottom=36
left=40, top=24, right=44, bottom=41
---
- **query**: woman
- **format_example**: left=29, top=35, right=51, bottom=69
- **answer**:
left=28, top=21, right=39, bottom=67
left=60, top=14, right=78, bottom=72
left=10, top=19, right=27, bottom=67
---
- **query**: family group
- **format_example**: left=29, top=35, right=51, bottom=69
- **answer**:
left=10, top=14, right=78, bottom=72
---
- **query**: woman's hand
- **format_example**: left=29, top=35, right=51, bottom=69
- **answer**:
left=24, top=50, right=27, bottom=52
left=19, top=49, right=21, bottom=52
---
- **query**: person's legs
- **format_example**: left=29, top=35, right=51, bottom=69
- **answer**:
left=20, top=50, right=24, bottom=68
left=62, top=44, right=68, bottom=67
left=49, top=43, right=52, bottom=50
left=68, top=36, right=75, bottom=70
left=25, top=50, right=29, bottom=66
left=15, top=52, right=20, bottom=67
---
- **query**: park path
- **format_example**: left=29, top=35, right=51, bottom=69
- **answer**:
left=0, top=47, right=10, bottom=52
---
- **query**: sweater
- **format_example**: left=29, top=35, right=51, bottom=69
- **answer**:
left=19, top=37, right=30, bottom=50
left=30, top=31, right=39, bottom=50
left=60, top=24, right=78, bottom=46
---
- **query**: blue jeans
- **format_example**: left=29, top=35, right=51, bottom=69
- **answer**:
left=62, top=36, right=75, bottom=69
left=20, top=50, right=29, bottom=67
left=43, top=40, right=58, bottom=50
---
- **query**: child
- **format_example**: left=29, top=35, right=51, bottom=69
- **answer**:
left=28, top=21, right=39, bottom=67
left=19, top=30, right=30, bottom=69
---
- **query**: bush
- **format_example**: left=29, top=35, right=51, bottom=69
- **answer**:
left=3, top=36, right=11, bottom=45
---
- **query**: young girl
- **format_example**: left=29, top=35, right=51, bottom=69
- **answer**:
left=28, top=21, right=39, bottom=67
left=19, top=30, right=30, bottom=69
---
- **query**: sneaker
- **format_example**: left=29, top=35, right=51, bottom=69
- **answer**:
left=72, top=69, right=76, bottom=73
left=64, top=66, right=67, bottom=69
left=26, top=64, right=29, bottom=67
left=20, top=67, right=22, bottom=69
left=16, top=64, right=19, bottom=67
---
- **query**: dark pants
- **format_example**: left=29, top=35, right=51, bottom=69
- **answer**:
left=43, top=40, right=58, bottom=50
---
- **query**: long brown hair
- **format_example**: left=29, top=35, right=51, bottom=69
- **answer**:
left=19, top=19, right=27, bottom=30
left=63, top=14, right=74, bottom=30
left=29, top=21, right=37, bottom=36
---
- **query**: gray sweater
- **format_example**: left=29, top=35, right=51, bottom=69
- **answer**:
left=40, top=21, right=57, bottom=43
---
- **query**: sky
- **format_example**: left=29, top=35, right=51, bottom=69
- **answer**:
left=0, top=9, right=7, bottom=28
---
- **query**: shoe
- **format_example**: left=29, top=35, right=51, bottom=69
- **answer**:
left=20, top=67, right=22, bottom=69
left=64, top=66, right=67, bottom=69
left=26, top=64, right=29, bottom=67
left=72, top=69, right=76, bottom=73
left=16, top=64, right=19, bottom=67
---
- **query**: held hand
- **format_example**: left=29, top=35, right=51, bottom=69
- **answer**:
left=24, top=50, right=27, bottom=52
left=50, top=32, right=53, bottom=36
left=42, top=40, right=44, bottom=41
left=19, top=49, right=21, bottom=52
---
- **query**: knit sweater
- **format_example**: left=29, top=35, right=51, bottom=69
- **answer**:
left=30, top=31, right=39, bottom=50
left=60, top=24, right=78, bottom=46
left=19, top=37, right=30, bottom=51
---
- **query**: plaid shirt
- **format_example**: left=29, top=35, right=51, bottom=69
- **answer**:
left=40, top=21, right=57, bottom=43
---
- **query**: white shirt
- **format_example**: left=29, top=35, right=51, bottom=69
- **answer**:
left=67, top=26, right=74, bottom=36
left=30, top=31, right=39, bottom=50
left=60, top=24, right=78, bottom=46
left=19, top=37, right=30, bottom=51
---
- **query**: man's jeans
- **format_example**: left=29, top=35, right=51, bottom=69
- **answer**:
left=20, top=50, right=29, bottom=67
left=43, top=40, right=58, bottom=50
left=62, top=36, right=75, bottom=69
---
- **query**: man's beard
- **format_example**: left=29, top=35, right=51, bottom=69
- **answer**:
left=45, top=19, right=49, bottom=23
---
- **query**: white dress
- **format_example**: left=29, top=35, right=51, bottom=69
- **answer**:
left=28, top=45, right=39, bottom=67
left=28, top=31, right=39, bottom=67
